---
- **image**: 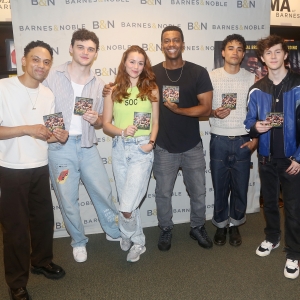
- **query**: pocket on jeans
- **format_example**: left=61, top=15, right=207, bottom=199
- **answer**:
left=48, top=142, right=63, bottom=151
left=138, top=140, right=151, bottom=154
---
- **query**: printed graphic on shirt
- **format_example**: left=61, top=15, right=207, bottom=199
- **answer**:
left=74, top=97, right=93, bottom=115
left=221, top=93, right=237, bottom=110
left=133, top=112, right=151, bottom=130
left=266, top=112, right=284, bottom=127
left=162, top=85, right=179, bottom=103
left=43, top=112, right=65, bottom=132
left=57, top=169, right=69, bottom=184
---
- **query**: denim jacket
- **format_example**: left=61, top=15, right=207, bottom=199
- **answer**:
left=244, top=70, right=300, bottom=161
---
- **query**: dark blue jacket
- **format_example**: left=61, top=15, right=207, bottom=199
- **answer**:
left=244, top=70, right=300, bottom=161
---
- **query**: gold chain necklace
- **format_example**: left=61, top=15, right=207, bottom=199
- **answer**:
left=275, top=83, right=283, bottom=103
left=25, top=86, right=40, bottom=110
left=164, top=61, right=184, bottom=83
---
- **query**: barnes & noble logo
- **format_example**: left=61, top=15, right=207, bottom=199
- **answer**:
left=237, top=0, right=255, bottom=8
left=31, top=0, right=55, bottom=6
left=95, top=68, right=117, bottom=76
left=187, top=22, right=207, bottom=30
left=140, top=0, right=161, bottom=4
left=93, top=20, right=115, bottom=29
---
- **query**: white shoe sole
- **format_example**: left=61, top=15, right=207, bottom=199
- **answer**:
left=284, top=269, right=299, bottom=279
left=127, top=246, right=146, bottom=262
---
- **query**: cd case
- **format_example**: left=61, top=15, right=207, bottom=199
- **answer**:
left=74, top=97, right=93, bottom=115
left=265, top=112, right=284, bottom=128
left=133, top=112, right=151, bottom=130
left=43, top=112, right=65, bottom=132
left=162, top=85, right=179, bottom=103
left=221, top=93, right=237, bottom=110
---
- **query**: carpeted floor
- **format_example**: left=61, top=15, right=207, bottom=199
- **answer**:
left=1, top=209, right=300, bottom=300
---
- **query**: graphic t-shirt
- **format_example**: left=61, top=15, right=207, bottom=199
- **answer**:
left=113, top=86, right=152, bottom=137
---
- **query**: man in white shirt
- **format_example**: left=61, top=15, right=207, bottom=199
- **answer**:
left=0, top=41, right=67, bottom=300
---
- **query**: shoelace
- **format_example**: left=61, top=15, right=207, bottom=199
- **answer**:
left=199, top=226, right=208, bottom=238
left=160, top=230, right=172, bottom=242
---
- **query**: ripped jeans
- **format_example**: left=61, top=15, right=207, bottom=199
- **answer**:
left=112, top=136, right=153, bottom=246
left=48, top=135, right=120, bottom=247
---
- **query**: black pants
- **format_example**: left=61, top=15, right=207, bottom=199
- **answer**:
left=259, top=156, right=300, bottom=260
left=0, top=165, right=54, bottom=288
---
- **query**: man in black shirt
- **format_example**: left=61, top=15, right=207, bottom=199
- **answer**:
left=152, top=26, right=213, bottom=251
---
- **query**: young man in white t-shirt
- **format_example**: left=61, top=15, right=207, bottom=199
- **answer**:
left=0, top=41, right=68, bottom=300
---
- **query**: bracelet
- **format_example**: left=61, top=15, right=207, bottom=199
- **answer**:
left=148, top=140, right=156, bottom=149
left=121, top=130, right=125, bottom=138
left=289, top=156, right=297, bottom=162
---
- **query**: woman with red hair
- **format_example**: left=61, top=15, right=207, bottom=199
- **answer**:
left=103, top=45, right=159, bottom=262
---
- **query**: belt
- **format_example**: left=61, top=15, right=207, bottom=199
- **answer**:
left=227, top=134, right=249, bottom=139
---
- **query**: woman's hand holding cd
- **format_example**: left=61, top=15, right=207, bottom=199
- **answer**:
left=124, top=125, right=138, bottom=137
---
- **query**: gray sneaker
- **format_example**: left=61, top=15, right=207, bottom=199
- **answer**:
left=120, top=238, right=132, bottom=251
left=126, top=244, right=146, bottom=262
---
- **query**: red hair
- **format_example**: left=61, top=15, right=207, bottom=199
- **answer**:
left=112, top=45, right=157, bottom=103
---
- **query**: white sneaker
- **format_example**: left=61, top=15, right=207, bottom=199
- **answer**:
left=73, top=246, right=87, bottom=263
left=284, top=259, right=299, bottom=279
left=120, top=238, right=132, bottom=251
left=256, top=240, right=280, bottom=257
left=127, top=244, right=146, bottom=262
left=106, top=234, right=122, bottom=242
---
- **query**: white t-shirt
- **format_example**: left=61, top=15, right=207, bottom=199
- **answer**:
left=0, top=77, right=55, bottom=169
left=69, top=81, right=84, bottom=136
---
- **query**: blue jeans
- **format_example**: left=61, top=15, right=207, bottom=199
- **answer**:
left=153, top=141, right=206, bottom=228
left=259, top=156, right=300, bottom=260
left=48, top=136, right=120, bottom=247
left=112, top=136, right=153, bottom=246
left=210, top=134, right=251, bottom=228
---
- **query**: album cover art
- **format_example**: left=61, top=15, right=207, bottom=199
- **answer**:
left=162, top=85, right=179, bottom=103
left=221, top=93, right=237, bottom=110
left=74, top=97, right=93, bottom=115
left=133, top=112, right=151, bottom=130
left=43, top=112, right=65, bottom=132
left=266, top=112, right=284, bottom=127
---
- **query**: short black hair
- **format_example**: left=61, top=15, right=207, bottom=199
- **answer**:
left=221, top=34, right=246, bottom=52
left=161, top=26, right=184, bottom=42
left=71, top=28, right=99, bottom=50
left=24, top=40, right=53, bottom=58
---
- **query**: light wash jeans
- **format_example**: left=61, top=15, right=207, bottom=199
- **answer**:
left=153, top=141, right=206, bottom=228
left=112, top=136, right=153, bottom=246
left=48, top=136, right=120, bottom=247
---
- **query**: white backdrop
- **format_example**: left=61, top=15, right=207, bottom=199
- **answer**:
left=10, top=0, right=270, bottom=238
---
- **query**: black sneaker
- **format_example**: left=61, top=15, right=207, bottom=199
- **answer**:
left=158, top=226, right=172, bottom=251
left=190, top=225, right=213, bottom=249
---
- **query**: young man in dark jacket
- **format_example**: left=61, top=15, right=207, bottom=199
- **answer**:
left=244, top=35, right=300, bottom=280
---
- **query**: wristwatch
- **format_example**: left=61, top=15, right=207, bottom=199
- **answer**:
left=148, top=140, right=156, bottom=149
